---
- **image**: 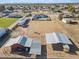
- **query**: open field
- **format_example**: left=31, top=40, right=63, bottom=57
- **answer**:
left=0, top=18, right=17, bottom=28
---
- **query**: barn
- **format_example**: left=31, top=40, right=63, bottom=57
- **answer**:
left=3, top=35, right=41, bottom=55
left=4, top=36, right=32, bottom=52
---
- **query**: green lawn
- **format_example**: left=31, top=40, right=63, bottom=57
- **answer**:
left=0, top=18, right=17, bottom=28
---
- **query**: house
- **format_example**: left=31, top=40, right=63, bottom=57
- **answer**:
left=62, top=13, right=75, bottom=18
left=3, top=9, right=12, bottom=14
left=45, top=32, right=72, bottom=52
left=8, top=13, right=22, bottom=18
left=0, top=28, right=8, bottom=38
left=62, top=18, right=73, bottom=24
left=32, top=14, right=51, bottom=21
left=18, top=18, right=30, bottom=27
left=75, top=8, right=79, bottom=13
left=0, top=12, right=9, bottom=17
left=3, top=35, right=41, bottom=55
left=62, top=13, right=75, bottom=24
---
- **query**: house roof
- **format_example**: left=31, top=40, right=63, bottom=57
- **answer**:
left=62, top=18, right=74, bottom=21
left=45, top=32, right=72, bottom=45
left=3, top=9, right=12, bottom=13
left=62, top=13, right=74, bottom=18
left=3, top=36, right=32, bottom=47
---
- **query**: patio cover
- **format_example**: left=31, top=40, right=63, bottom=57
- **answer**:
left=45, top=32, right=72, bottom=45
left=29, top=40, right=41, bottom=55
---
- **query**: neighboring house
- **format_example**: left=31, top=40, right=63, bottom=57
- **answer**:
left=0, top=13, right=3, bottom=18
left=8, top=14, right=22, bottom=18
left=75, top=8, right=79, bottom=13
left=3, top=9, right=12, bottom=14
left=32, top=14, right=51, bottom=21
left=62, top=18, right=73, bottom=24
left=62, top=13, right=75, bottom=24
left=18, top=18, right=30, bottom=27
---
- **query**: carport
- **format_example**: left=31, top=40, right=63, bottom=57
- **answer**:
left=45, top=32, right=72, bottom=51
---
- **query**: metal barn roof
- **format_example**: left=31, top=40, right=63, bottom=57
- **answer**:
left=45, top=32, right=59, bottom=44
left=18, top=36, right=32, bottom=47
left=18, top=19, right=27, bottom=26
left=56, top=32, right=72, bottom=44
left=0, top=28, right=7, bottom=38
left=29, top=40, right=41, bottom=55
left=3, top=36, right=32, bottom=47
left=45, top=32, right=72, bottom=45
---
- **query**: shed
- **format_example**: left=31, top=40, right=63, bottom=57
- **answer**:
left=45, top=32, right=72, bottom=51
left=3, top=36, right=32, bottom=52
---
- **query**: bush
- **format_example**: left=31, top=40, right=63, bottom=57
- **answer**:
left=67, top=5, right=75, bottom=13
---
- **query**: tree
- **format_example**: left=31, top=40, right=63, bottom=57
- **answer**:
left=0, top=5, right=5, bottom=12
left=67, top=4, right=75, bottom=13
left=58, top=13, right=63, bottom=20
left=77, top=14, right=79, bottom=19
left=7, top=6, right=14, bottom=11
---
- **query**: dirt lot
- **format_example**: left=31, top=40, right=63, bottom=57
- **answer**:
left=0, top=13, right=79, bottom=59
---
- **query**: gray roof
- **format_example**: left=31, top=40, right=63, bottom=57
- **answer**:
left=45, top=32, right=72, bottom=45
left=30, top=40, right=41, bottom=55
left=3, top=36, right=32, bottom=47
left=18, top=19, right=27, bottom=26
left=0, top=28, right=6, bottom=38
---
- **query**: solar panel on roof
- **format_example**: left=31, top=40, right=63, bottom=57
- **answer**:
left=24, top=38, right=32, bottom=47
left=18, top=36, right=27, bottom=46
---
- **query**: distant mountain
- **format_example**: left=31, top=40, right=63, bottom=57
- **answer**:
left=0, top=0, right=79, bottom=4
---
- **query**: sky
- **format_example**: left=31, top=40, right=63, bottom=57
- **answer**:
left=0, top=0, right=79, bottom=4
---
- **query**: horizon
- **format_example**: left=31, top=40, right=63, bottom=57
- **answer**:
left=0, top=0, right=79, bottom=4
